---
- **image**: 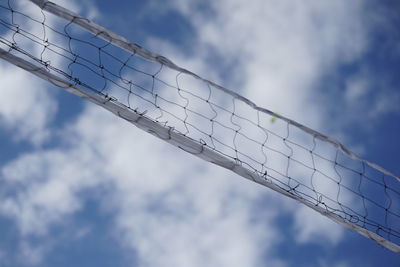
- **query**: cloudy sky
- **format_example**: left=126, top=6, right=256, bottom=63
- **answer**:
left=1, top=0, right=400, bottom=266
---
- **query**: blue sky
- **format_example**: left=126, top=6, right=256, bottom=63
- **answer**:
left=0, top=0, right=400, bottom=266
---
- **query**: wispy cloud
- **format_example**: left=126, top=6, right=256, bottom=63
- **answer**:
left=1, top=103, right=284, bottom=266
left=0, top=64, right=56, bottom=146
left=163, top=0, right=371, bottom=245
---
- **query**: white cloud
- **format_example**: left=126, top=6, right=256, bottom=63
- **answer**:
left=335, top=69, right=400, bottom=132
left=71, top=105, right=285, bottom=267
left=165, top=0, right=370, bottom=247
left=0, top=249, right=6, bottom=262
left=50, top=0, right=100, bottom=20
left=0, top=63, right=56, bottom=146
left=345, top=76, right=369, bottom=102
left=317, top=259, right=351, bottom=267
left=0, top=0, right=103, bottom=140
left=167, top=0, right=366, bottom=113
left=0, top=104, right=285, bottom=266
left=293, top=205, right=344, bottom=245
left=0, top=146, right=104, bottom=236
left=0, top=0, right=99, bottom=147
left=18, top=241, right=49, bottom=266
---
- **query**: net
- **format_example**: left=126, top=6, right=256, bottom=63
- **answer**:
left=0, top=0, right=399, bottom=252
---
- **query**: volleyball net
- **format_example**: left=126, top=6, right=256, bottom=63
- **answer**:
left=0, top=0, right=399, bottom=252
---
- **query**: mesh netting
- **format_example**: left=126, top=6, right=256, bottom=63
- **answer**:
left=0, top=0, right=399, bottom=252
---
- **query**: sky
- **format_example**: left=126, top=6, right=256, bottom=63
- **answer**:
left=0, top=0, right=400, bottom=266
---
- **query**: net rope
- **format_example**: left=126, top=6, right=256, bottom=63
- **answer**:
left=0, top=0, right=399, bottom=252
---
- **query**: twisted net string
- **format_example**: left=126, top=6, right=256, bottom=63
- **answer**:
left=0, top=0, right=399, bottom=252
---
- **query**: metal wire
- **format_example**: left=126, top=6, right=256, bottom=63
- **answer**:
left=0, top=0, right=399, bottom=253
